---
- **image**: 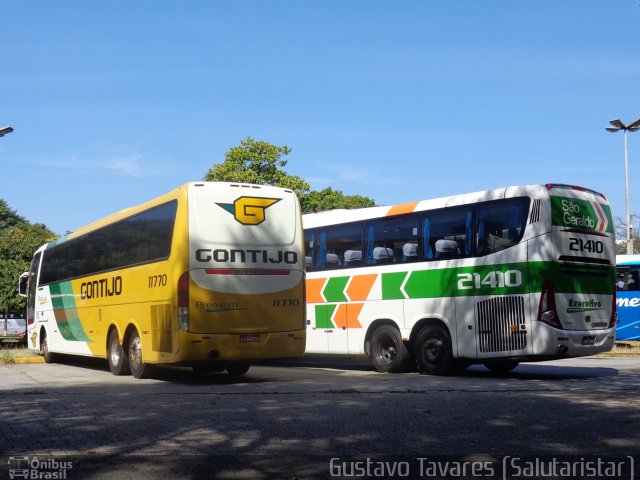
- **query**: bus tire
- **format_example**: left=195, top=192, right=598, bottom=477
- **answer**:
left=414, top=325, right=454, bottom=376
left=369, top=325, right=410, bottom=373
left=226, top=364, right=250, bottom=375
left=107, top=329, right=130, bottom=376
left=483, top=360, right=519, bottom=374
left=127, top=329, right=152, bottom=379
left=40, top=331, right=58, bottom=364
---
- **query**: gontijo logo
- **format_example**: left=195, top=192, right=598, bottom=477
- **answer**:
left=216, top=196, right=281, bottom=225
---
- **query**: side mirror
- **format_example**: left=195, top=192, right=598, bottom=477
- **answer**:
left=18, top=272, right=29, bottom=297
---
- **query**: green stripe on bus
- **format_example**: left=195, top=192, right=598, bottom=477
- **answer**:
left=383, top=262, right=614, bottom=300
left=315, top=304, right=337, bottom=328
left=49, top=282, right=92, bottom=342
left=323, top=276, right=349, bottom=302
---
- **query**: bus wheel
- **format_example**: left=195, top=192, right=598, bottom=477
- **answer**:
left=226, top=364, right=250, bottom=375
left=107, top=329, right=130, bottom=376
left=127, top=330, right=152, bottom=379
left=369, top=325, right=410, bottom=373
left=414, top=325, right=454, bottom=376
left=40, top=331, right=57, bottom=363
left=483, top=360, right=519, bottom=374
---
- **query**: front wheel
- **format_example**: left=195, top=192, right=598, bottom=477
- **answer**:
left=40, top=331, right=58, bottom=363
left=128, top=330, right=153, bottom=379
left=368, top=325, right=410, bottom=373
left=414, top=325, right=455, bottom=376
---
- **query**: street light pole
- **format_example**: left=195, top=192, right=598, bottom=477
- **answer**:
left=606, top=118, right=640, bottom=255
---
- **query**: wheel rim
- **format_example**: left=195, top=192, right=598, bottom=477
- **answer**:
left=423, top=334, right=444, bottom=364
left=109, top=334, right=120, bottom=366
left=129, top=335, right=143, bottom=371
left=40, top=337, right=47, bottom=356
left=374, top=335, right=397, bottom=365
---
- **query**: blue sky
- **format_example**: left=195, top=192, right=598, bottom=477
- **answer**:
left=1, top=1, right=639, bottom=235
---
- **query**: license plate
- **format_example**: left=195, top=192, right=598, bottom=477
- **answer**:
left=582, top=336, right=595, bottom=345
left=240, top=334, right=260, bottom=343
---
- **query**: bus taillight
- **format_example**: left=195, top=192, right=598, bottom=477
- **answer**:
left=538, top=281, right=561, bottom=329
left=178, top=272, right=190, bottom=332
left=609, top=285, right=617, bottom=329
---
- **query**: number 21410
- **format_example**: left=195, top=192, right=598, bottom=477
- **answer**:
left=457, top=270, right=522, bottom=290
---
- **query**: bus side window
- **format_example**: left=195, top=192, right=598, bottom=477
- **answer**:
left=304, top=230, right=316, bottom=272
left=316, top=223, right=363, bottom=271
left=617, top=266, right=640, bottom=291
left=366, top=215, right=418, bottom=265
left=477, top=198, right=529, bottom=256
left=422, top=207, right=471, bottom=260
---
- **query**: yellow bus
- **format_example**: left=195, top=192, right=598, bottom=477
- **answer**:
left=19, top=182, right=306, bottom=378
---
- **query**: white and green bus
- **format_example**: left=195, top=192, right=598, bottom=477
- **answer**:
left=303, top=184, right=617, bottom=375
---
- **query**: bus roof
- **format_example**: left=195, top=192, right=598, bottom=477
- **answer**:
left=302, top=183, right=609, bottom=229
left=617, top=254, right=640, bottom=265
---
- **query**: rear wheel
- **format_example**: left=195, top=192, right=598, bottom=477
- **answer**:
left=107, top=329, right=130, bottom=376
left=368, top=325, right=410, bottom=373
left=483, top=360, right=520, bottom=374
left=414, top=325, right=455, bottom=375
left=226, top=364, right=250, bottom=375
left=127, top=330, right=152, bottom=379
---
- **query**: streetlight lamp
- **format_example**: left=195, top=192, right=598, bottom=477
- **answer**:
left=606, top=118, right=640, bottom=255
left=0, top=126, right=13, bottom=137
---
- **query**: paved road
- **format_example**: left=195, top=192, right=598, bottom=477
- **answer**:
left=1, top=356, right=638, bottom=479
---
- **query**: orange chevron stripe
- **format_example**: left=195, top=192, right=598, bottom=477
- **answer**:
left=346, top=274, right=377, bottom=301
left=386, top=201, right=419, bottom=217
left=333, top=304, right=348, bottom=328
left=593, top=202, right=607, bottom=233
left=306, top=278, right=326, bottom=303
left=332, top=303, right=364, bottom=329
left=347, top=303, right=363, bottom=329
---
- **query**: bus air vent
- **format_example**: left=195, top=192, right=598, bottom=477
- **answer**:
left=476, top=296, right=527, bottom=353
left=151, top=304, right=173, bottom=353
left=529, top=199, right=541, bottom=224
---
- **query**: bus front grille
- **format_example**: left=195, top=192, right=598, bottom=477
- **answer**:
left=476, top=296, right=527, bottom=353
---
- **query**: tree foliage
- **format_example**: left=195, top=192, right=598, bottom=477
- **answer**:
left=302, top=187, right=375, bottom=213
left=0, top=199, right=27, bottom=228
left=204, top=137, right=376, bottom=214
left=0, top=212, right=55, bottom=318
left=615, top=214, right=640, bottom=254
left=204, top=137, right=310, bottom=199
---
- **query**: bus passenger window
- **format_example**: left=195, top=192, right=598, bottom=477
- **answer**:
left=316, top=223, right=363, bottom=271
left=422, top=208, right=471, bottom=260
left=476, top=198, right=529, bottom=256
left=617, top=266, right=640, bottom=292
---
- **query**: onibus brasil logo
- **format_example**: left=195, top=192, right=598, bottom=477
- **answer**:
left=216, top=196, right=281, bottom=225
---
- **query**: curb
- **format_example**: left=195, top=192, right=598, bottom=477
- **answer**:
left=14, top=356, right=45, bottom=364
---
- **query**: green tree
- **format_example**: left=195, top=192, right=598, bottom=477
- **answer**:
left=0, top=223, right=55, bottom=321
left=204, top=136, right=310, bottom=199
left=302, top=187, right=375, bottom=214
left=205, top=137, right=376, bottom=213
left=0, top=199, right=27, bottom=228
left=615, top=214, right=640, bottom=254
